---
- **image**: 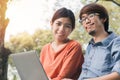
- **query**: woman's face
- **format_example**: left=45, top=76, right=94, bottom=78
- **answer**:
left=51, top=17, right=72, bottom=42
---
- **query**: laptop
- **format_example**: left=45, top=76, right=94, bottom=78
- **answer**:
left=10, top=50, right=49, bottom=80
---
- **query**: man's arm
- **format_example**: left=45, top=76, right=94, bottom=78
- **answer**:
left=61, top=71, right=120, bottom=80
left=88, top=72, right=120, bottom=80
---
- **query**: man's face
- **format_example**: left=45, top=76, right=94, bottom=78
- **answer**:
left=80, top=13, right=105, bottom=36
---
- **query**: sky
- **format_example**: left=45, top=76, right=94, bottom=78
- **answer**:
left=5, top=0, right=83, bottom=41
left=5, top=0, right=54, bottom=41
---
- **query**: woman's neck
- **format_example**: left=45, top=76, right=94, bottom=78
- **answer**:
left=52, top=39, right=70, bottom=52
left=54, top=38, right=69, bottom=46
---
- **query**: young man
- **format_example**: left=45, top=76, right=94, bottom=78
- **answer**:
left=78, top=3, right=120, bottom=80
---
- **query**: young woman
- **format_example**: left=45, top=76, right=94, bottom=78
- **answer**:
left=40, top=7, right=84, bottom=80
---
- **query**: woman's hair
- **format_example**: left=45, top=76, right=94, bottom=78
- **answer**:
left=51, top=7, right=75, bottom=30
left=79, top=3, right=109, bottom=32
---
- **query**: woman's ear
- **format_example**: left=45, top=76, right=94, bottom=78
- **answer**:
left=50, top=21, right=53, bottom=29
left=50, top=21, right=53, bottom=25
left=50, top=21, right=53, bottom=28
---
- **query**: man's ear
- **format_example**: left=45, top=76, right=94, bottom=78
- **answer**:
left=101, top=18, right=107, bottom=23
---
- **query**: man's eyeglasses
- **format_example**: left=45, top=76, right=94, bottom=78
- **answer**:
left=79, top=13, right=99, bottom=24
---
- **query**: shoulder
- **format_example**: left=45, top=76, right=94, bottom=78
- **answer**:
left=68, top=40, right=81, bottom=47
left=104, top=32, right=118, bottom=46
left=112, top=36, right=120, bottom=46
left=114, top=36, right=120, bottom=41
left=65, top=40, right=83, bottom=56
left=110, top=36, right=120, bottom=55
left=40, top=43, right=51, bottom=56
left=66, top=40, right=82, bottom=50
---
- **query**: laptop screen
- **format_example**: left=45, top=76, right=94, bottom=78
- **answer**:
left=10, top=50, right=49, bottom=80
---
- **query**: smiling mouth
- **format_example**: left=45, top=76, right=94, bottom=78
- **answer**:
left=57, top=33, right=64, bottom=36
left=89, top=23, right=94, bottom=26
left=87, top=23, right=94, bottom=28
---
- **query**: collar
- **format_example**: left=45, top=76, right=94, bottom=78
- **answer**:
left=89, top=32, right=118, bottom=46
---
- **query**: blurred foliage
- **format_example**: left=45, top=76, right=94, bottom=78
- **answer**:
left=32, top=29, right=53, bottom=53
left=5, top=32, right=35, bottom=53
left=97, top=1, right=120, bottom=35
left=5, top=29, right=53, bottom=54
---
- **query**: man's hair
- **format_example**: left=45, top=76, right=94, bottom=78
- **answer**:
left=79, top=3, right=109, bottom=32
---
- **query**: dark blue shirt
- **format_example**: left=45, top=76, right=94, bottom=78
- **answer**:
left=78, top=32, right=120, bottom=80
